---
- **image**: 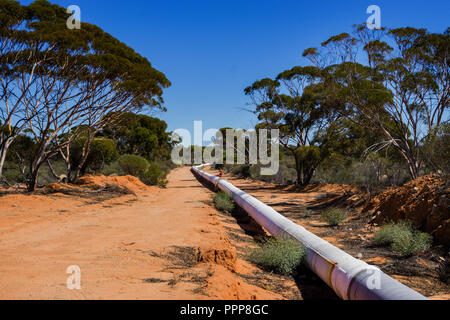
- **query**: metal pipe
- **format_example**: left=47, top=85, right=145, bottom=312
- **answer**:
left=192, top=164, right=428, bottom=300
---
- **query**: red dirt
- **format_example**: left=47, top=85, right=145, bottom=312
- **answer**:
left=3, top=167, right=446, bottom=300
left=76, top=174, right=151, bottom=195
left=363, top=174, right=449, bottom=246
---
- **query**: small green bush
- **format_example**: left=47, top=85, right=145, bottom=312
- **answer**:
left=303, top=209, right=315, bottom=216
left=212, top=191, right=235, bottom=213
left=374, top=222, right=433, bottom=256
left=250, top=237, right=305, bottom=275
left=373, top=222, right=411, bottom=246
left=118, top=154, right=149, bottom=177
left=230, top=164, right=251, bottom=177
left=321, top=207, right=348, bottom=226
left=411, top=231, right=434, bottom=252
left=71, top=138, right=119, bottom=173
left=101, top=161, right=121, bottom=176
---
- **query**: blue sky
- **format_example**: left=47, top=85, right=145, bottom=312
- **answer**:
left=22, top=0, right=450, bottom=141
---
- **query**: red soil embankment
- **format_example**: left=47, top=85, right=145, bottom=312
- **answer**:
left=364, top=175, right=449, bottom=246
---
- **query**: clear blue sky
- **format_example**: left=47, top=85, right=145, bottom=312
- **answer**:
left=22, top=0, right=450, bottom=139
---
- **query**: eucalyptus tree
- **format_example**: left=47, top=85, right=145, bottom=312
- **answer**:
left=0, top=0, right=42, bottom=181
left=1, top=0, right=170, bottom=190
left=304, top=25, right=449, bottom=179
left=245, top=66, right=344, bottom=185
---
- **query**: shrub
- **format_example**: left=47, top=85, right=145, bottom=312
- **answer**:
left=118, top=154, right=149, bottom=177
left=71, top=138, right=119, bottom=174
left=100, top=161, right=121, bottom=176
left=411, top=231, right=433, bottom=252
left=229, top=164, right=251, bottom=178
left=250, top=237, right=305, bottom=275
left=373, top=222, right=411, bottom=246
left=321, top=207, right=348, bottom=226
left=212, top=191, right=235, bottom=213
left=374, top=222, right=433, bottom=256
left=141, top=162, right=167, bottom=186
left=302, top=209, right=315, bottom=216
left=391, top=231, right=433, bottom=256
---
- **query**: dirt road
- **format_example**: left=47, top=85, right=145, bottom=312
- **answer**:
left=203, top=167, right=450, bottom=300
left=0, top=167, right=296, bottom=300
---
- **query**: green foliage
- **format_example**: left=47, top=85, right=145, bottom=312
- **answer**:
left=247, top=24, right=449, bottom=183
left=249, top=158, right=297, bottom=185
left=100, top=161, right=122, bottom=177
left=70, top=138, right=119, bottom=174
left=3, top=167, right=24, bottom=183
left=423, top=123, right=450, bottom=174
left=102, top=113, right=173, bottom=162
left=118, top=154, right=149, bottom=177
left=295, top=146, right=324, bottom=184
left=374, top=222, right=433, bottom=256
left=250, top=237, right=305, bottom=275
left=0, top=0, right=171, bottom=191
left=212, top=191, right=235, bottom=213
left=141, top=162, right=167, bottom=187
left=321, top=207, right=348, bottom=226
left=245, top=66, right=345, bottom=185
left=313, top=154, right=410, bottom=188
left=229, top=164, right=251, bottom=178
left=374, top=222, right=412, bottom=246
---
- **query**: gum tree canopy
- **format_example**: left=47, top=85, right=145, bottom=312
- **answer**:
left=303, top=25, right=449, bottom=180
left=245, top=67, right=346, bottom=185
left=0, top=0, right=170, bottom=190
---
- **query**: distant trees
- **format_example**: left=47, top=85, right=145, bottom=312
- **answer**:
left=0, top=0, right=170, bottom=190
left=245, top=67, right=344, bottom=185
left=246, top=24, right=449, bottom=185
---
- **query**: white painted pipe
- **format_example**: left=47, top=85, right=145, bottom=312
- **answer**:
left=192, top=164, right=428, bottom=300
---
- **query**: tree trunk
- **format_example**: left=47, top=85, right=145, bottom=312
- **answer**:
left=293, top=150, right=303, bottom=185
left=397, top=146, right=420, bottom=180
left=27, top=150, right=46, bottom=192
left=294, top=156, right=313, bottom=186
left=70, top=134, right=94, bottom=184
left=303, top=168, right=315, bottom=186
left=27, top=164, right=40, bottom=192
left=292, top=148, right=317, bottom=186
left=406, top=158, right=420, bottom=181
left=0, top=146, right=7, bottom=181
left=47, top=159, right=60, bottom=180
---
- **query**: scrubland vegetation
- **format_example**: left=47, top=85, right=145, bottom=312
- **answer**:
left=320, top=207, right=348, bottom=226
left=212, top=191, right=235, bottom=213
left=374, top=222, right=433, bottom=256
left=250, top=237, right=305, bottom=275
left=216, top=25, right=449, bottom=190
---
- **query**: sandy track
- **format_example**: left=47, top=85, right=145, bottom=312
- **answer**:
left=0, top=167, right=283, bottom=300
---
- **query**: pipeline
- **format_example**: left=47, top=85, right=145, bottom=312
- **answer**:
left=192, top=164, right=428, bottom=301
